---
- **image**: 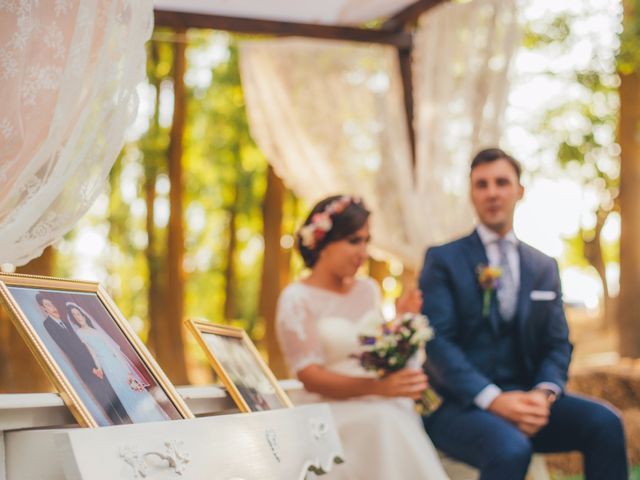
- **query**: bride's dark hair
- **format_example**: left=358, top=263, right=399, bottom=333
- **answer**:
left=67, top=304, right=95, bottom=328
left=296, top=195, right=370, bottom=268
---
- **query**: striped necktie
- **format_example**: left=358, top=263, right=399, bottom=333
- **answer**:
left=497, top=238, right=517, bottom=321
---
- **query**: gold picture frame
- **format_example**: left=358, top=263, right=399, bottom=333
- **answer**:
left=186, top=319, right=293, bottom=412
left=0, top=273, right=193, bottom=427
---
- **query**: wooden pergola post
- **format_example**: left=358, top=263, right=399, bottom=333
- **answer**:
left=259, top=167, right=289, bottom=378
left=382, top=0, right=445, bottom=168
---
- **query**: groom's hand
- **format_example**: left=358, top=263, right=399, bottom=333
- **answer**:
left=395, top=287, right=423, bottom=315
left=488, top=391, right=550, bottom=436
left=516, top=390, right=553, bottom=436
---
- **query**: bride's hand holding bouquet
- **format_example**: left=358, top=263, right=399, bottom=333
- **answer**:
left=373, top=368, right=429, bottom=400
left=353, top=299, right=442, bottom=414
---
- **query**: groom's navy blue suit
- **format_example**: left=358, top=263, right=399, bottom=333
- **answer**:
left=420, top=230, right=627, bottom=479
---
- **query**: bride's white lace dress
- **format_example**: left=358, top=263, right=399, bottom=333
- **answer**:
left=276, top=277, right=449, bottom=479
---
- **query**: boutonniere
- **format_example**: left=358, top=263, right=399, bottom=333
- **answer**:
left=476, top=264, right=502, bottom=318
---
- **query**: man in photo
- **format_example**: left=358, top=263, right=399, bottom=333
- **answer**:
left=419, top=148, right=627, bottom=479
left=36, top=292, right=131, bottom=424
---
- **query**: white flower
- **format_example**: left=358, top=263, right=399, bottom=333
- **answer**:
left=299, top=225, right=316, bottom=248
left=358, top=310, right=385, bottom=337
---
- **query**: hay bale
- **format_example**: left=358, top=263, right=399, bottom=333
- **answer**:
left=568, top=362, right=640, bottom=410
left=544, top=362, right=640, bottom=475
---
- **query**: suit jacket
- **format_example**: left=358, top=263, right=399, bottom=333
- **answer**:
left=43, top=316, right=98, bottom=379
left=419, top=230, right=573, bottom=408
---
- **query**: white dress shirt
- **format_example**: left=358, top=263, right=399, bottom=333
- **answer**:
left=51, top=317, right=67, bottom=329
left=476, top=224, right=520, bottom=292
left=472, top=225, right=560, bottom=409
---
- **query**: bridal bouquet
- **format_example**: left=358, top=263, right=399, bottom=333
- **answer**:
left=353, top=311, right=441, bottom=415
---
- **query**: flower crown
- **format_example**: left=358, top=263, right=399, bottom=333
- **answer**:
left=298, top=196, right=359, bottom=250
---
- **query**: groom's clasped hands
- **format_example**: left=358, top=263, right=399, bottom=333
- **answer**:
left=488, top=390, right=552, bottom=437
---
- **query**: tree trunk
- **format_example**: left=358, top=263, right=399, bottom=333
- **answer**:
left=159, top=28, right=189, bottom=384
left=0, top=248, right=55, bottom=392
left=223, top=183, right=238, bottom=321
left=145, top=166, right=166, bottom=355
left=618, top=66, right=640, bottom=358
left=144, top=41, right=166, bottom=357
left=259, top=167, right=288, bottom=378
left=583, top=209, right=614, bottom=328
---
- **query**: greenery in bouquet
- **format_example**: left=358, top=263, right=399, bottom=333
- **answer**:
left=354, top=311, right=441, bottom=415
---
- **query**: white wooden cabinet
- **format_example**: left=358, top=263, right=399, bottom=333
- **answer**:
left=0, top=382, right=344, bottom=480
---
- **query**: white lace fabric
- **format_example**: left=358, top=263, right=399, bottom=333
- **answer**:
left=239, top=0, right=519, bottom=267
left=412, top=0, right=520, bottom=248
left=275, top=277, right=381, bottom=377
left=0, top=0, right=153, bottom=266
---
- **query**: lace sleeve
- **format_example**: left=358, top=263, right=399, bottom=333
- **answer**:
left=276, top=286, right=325, bottom=377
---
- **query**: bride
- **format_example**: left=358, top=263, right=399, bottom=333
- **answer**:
left=276, top=195, right=449, bottom=479
left=66, top=302, right=171, bottom=423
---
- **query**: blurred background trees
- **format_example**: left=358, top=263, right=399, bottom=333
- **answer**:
left=2, top=0, right=640, bottom=391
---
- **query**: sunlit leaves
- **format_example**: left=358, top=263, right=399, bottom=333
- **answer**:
left=618, top=0, right=640, bottom=74
left=523, top=15, right=571, bottom=49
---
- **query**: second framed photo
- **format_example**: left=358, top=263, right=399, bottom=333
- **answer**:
left=0, top=273, right=193, bottom=427
left=186, top=319, right=292, bottom=412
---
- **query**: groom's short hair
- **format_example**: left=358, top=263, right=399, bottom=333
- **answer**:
left=35, top=292, right=52, bottom=307
left=470, top=148, right=521, bottom=180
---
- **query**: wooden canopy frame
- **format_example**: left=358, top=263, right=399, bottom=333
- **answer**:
left=154, top=0, right=448, bottom=165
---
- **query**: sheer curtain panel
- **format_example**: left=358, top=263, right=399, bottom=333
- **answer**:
left=412, top=0, right=520, bottom=248
left=0, top=0, right=153, bottom=266
left=239, top=39, right=419, bottom=266
left=239, top=0, right=519, bottom=267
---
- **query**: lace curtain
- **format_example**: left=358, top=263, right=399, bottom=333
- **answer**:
left=239, top=39, right=417, bottom=266
left=239, top=0, right=519, bottom=268
left=0, top=0, right=153, bottom=266
left=412, top=0, right=520, bottom=249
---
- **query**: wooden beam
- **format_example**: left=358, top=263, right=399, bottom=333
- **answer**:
left=154, top=10, right=413, bottom=48
left=398, top=47, right=416, bottom=166
left=382, top=0, right=446, bottom=31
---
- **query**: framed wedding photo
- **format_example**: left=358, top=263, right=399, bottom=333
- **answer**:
left=186, top=319, right=293, bottom=412
left=0, top=273, right=193, bottom=427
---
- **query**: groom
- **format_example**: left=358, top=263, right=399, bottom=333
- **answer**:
left=419, top=148, right=627, bottom=479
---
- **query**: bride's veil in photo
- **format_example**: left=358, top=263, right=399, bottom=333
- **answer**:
left=64, top=301, right=150, bottom=388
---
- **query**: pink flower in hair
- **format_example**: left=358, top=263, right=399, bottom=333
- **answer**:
left=298, top=196, right=359, bottom=250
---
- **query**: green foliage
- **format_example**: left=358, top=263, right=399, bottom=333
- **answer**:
left=618, top=0, right=640, bottom=74
left=522, top=16, right=571, bottom=49
left=522, top=3, right=622, bottom=274
left=182, top=32, right=268, bottom=337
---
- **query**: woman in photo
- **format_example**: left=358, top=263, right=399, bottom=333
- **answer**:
left=66, top=302, right=171, bottom=423
left=276, top=195, right=449, bottom=479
